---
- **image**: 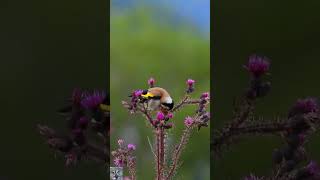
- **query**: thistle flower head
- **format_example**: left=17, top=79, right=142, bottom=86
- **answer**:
left=289, top=97, right=319, bottom=117
left=184, top=116, right=194, bottom=127
left=186, top=79, right=195, bottom=93
left=114, top=157, right=124, bottom=167
left=297, top=98, right=318, bottom=113
left=156, top=112, right=165, bottom=121
left=167, top=113, right=174, bottom=119
left=148, top=77, right=155, bottom=88
left=133, top=90, right=143, bottom=97
left=127, top=144, right=136, bottom=151
left=186, top=79, right=195, bottom=86
left=244, top=54, right=270, bottom=78
left=201, top=92, right=210, bottom=99
left=81, top=90, right=106, bottom=109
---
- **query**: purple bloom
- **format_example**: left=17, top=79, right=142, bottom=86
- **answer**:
left=306, top=161, right=320, bottom=177
left=186, top=79, right=195, bottom=86
left=148, top=77, right=155, bottom=87
left=127, top=144, right=136, bottom=151
left=167, top=113, right=174, bottom=119
left=296, top=98, right=318, bottom=113
left=114, top=157, right=124, bottom=167
left=156, top=112, right=165, bottom=121
left=184, top=116, right=194, bottom=127
left=289, top=98, right=319, bottom=117
left=201, top=92, right=210, bottom=99
left=244, top=54, right=270, bottom=77
left=81, top=90, right=106, bottom=109
left=134, top=90, right=143, bottom=97
left=186, top=79, right=195, bottom=93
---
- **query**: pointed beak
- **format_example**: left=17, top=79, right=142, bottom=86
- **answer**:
left=141, top=92, right=154, bottom=98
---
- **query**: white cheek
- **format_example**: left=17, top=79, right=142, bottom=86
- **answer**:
left=164, top=97, right=173, bottom=104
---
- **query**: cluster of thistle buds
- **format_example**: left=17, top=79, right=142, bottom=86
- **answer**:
left=111, top=139, right=137, bottom=178
left=153, top=111, right=174, bottom=129
left=213, top=54, right=320, bottom=179
left=120, top=77, right=210, bottom=179
left=38, top=89, right=109, bottom=166
left=123, top=77, right=210, bottom=129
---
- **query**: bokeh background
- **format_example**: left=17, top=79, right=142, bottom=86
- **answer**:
left=213, top=0, right=320, bottom=179
left=0, top=0, right=107, bottom=179
left=110, top=1, right=210, bottom=179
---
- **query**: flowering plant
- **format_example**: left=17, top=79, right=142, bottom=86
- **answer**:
left=113, top=78, right=210, bottom=180
left=37, top=89, right=109, bottom=167
left=213, top=55, right=320, bottom=179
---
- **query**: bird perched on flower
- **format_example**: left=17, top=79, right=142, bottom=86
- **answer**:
left=139, top=87, right=174, bottom=113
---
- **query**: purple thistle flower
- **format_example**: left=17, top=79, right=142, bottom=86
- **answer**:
left=184, top=116, right=194, bottom=127
left=148, top=77, right=155, bottom=88
left=114, top=157, right=124, bottom=167
left=306, top=161, right=320, bottom=177
left=127, top=144, right=136, bottom=151
left=81, top=90, right=106, bottom=109
left=186, top=79, right=195, bottom=86
left=244, top=54, right=270, bottom=78
left=296, top=98, right=318, bottom=113
left=289, top=97, right=319, bottom=117
left=157, top=112, right=165, bottom=121
left=134, top=90, right=143, bottom=97
left=186, top=79, right=195, bottom=93
left=201, top=92, right=210, bottom=99
left=167, top=113, right=174, bottom=119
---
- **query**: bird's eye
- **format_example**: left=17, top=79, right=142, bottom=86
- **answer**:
left=142, top=90, right=148, bottom=95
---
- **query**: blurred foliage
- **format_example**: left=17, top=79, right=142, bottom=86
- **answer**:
left=213, top=0, right=320, bottom=179
left=111, top=3, right=210, bottom=180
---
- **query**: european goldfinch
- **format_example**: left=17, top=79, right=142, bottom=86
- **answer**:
left=140, top=87, right=174, bottom=112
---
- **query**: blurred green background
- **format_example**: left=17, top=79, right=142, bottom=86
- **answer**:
left=213, top=0, right=320, bottom=179
left=110, top=2, right=210, bottom=179
left=0, top=0, right=107, bottom=179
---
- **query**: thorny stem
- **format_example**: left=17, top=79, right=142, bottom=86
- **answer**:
left=213, top=112, right=320, bottom=152
left=171, top=95, right=190, bottom=112
left=156, top=127, right=161, bottom=180
left=160, top=127, right=165, bottom=177
left=139, top=106, right=155, bottom=127
left=213, top=121, right=288, bottom=151
left=166, top=126, right=193, bottom=180
left=128, top=160, right=136, bottom=180
left=156, top=127, right=166, bottom=180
